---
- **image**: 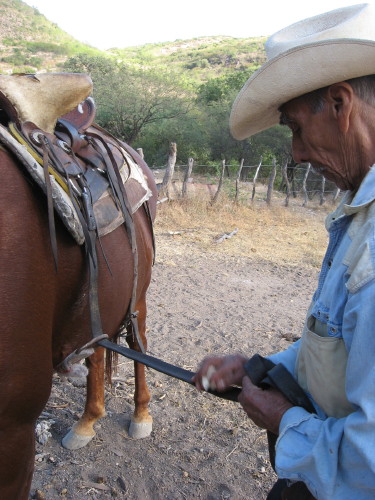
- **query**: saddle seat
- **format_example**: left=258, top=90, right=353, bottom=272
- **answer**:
left=0, top=72, right=93, bottom=134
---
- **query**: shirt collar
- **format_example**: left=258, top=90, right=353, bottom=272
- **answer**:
left=325, top=165, right=375, bottom=230
left=344, top=165, right=375, bottom=215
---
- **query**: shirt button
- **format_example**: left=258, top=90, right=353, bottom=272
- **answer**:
left=328, top=260, right=332, bottom=267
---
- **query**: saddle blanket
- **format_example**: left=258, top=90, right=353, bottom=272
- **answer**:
left=0, top=123, right=152, bottom=245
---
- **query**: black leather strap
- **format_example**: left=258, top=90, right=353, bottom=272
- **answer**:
left=98, top=338, right=241, bottom=402
left=244, top=354, right=315, bottom=413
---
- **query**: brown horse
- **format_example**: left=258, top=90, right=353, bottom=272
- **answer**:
left=0, top=76, right=157, bottom=500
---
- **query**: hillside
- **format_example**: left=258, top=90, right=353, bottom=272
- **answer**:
left=0, top=0, right=101, bottom=73
left=110, top=36, right=267, bottom=81
left=0, top=0, right=267, bottom=81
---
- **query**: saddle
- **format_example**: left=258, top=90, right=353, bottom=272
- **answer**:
left=0, top=72, right=154, bottom=360
left=0, top=73, right=152, bottom=244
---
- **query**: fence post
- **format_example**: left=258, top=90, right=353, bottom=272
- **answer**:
left=158, top=142, right=177, bottom=200
left=319, top=176, right=326, bottom=205
left=332, top=186, right=340, bottom=204
left=211, top=159, right=226, bottom=204
left=291, top=161, right=297, bottom=198
left=137, top=148, right=144, bottom=159
left=235, top=158, right=244, bottom=204
left=182, top=157, right=194, bottom=198
left=251, top=156, right=263, bottom=202
left=266, top=158, right=277, bottom=206
left=282, top=160, right=291, bottom=207
left=302, top=163, right=311, bottom=207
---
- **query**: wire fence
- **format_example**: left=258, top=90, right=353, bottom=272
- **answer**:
left=153, top=159, right=341, bottom=206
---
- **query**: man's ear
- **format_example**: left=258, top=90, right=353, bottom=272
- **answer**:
left=326, top=82, right=354, bottom=133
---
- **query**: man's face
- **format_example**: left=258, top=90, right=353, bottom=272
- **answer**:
left=279, top=95, right=361, bottom=191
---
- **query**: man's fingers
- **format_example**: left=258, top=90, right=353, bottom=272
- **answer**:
left=193, top=357, right=222, bottom=390
left=193, top=355, right=248, bottom=392
left=202, top=365, right=217, bottom=391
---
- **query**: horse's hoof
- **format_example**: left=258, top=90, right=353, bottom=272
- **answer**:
left=61, top=428, right=95, bottom=450
left=128, top=417, right=153, bottom=439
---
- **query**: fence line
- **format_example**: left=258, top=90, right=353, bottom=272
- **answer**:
left=154, top=158, right=340, bottom=206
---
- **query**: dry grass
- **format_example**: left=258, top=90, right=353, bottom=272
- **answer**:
left=154, top=193, right=332, bottom=269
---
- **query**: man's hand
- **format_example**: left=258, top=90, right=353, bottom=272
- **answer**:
left=192, top=354, right=247, bottom=392
left=238, top=376, right=293, bottom=435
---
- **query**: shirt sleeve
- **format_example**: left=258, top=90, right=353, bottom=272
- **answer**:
left=267, top=339, right=301, bottom=375
left=274, top=280, right=375, bottom=500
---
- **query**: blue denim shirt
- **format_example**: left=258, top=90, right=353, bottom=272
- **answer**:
left=268, top=167, right=375, bottom=500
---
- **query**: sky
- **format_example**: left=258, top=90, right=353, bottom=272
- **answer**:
left=24, top=0, right=374, bottom=50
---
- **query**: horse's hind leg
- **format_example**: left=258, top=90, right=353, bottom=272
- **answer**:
left=0, top=345, right=52, bottom=499
left=128, top=299, right=153, bottom=439
left=62, top=347, right=106, bottom=450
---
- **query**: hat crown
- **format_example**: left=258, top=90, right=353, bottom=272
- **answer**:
left=266, top=3, right=375, bottom=59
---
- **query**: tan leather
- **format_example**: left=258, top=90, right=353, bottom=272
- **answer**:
left=0, top=73, right=93, bottom=133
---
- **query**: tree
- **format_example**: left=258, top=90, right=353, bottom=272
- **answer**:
left=95, top=66, right=193, bottom=144
left=64, top=55, right=193, bottom=145
left=63, top=54, right=117, bottom=80
left=197, top=71, right=253, bottom=105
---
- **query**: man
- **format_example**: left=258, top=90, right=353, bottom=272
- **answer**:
left=193, top=4, right=375, bottom=499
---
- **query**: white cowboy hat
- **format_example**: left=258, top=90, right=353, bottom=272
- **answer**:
left=229, top=3, right=375, bottom=140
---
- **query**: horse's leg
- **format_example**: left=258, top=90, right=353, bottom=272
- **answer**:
left=128, top=298, right=153, bottom=439
left=0, top=424, right=35, bottom=500
left=0, top=377, right=52, bottom=500
left=61, top=347, right=106, bottom=450
left=0, top=298, right=53, bottom=498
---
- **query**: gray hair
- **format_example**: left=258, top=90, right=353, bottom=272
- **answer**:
left=302, top=75, right=375, bottom=113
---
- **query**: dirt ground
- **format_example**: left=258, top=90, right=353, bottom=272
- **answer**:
left=30, top=195, right=328, bottom=500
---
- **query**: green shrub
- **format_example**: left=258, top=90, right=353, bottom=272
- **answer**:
left=2, top=38, right=17, bottom=46
left=25, top=41, right=70, bottom=55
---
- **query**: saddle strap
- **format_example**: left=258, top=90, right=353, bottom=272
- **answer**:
left=89, top=123, right=156, bottom=264
left=85, top=129, right=144, bottom=351
left=244, top=354, right=315, bottom=413
left=40, top=136, right=59, bottom=269
left=98, top=338, right=241, bottom=402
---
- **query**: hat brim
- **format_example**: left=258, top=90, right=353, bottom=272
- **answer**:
left=229, top=39, right=375, bottom=140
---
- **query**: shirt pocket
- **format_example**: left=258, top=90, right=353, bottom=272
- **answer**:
left=297, top=317, right=353, bottom=418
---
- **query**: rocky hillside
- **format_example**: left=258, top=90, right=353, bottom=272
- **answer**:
left=0, top=0, right=266, bottom=81
left=0, top=0, right=100, bottom=74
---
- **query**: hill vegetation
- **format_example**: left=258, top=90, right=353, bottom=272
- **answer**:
left=111, top=36, right=266, bottom=81
left=0, top=1, right=266, bottom=81
left=0, top=0, right=295, bottom=173
left=0, top=0, right=102, bottom=73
